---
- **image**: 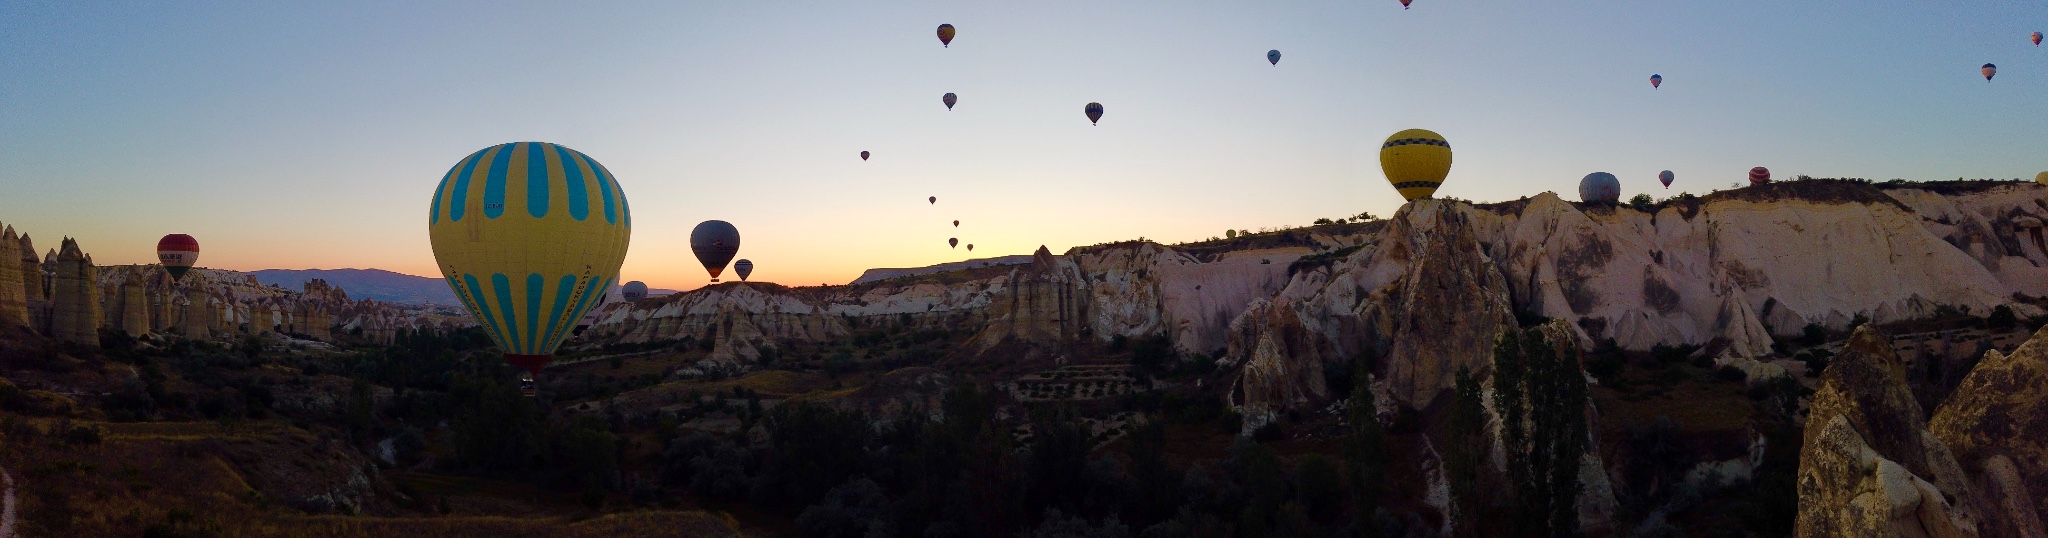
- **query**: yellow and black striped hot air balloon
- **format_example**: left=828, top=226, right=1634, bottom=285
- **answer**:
left=427, top=142, right=631, bottom=395
left=1380, top=129, right=1452, bottom=201
left=2036, top=171, right=2048, bottom=187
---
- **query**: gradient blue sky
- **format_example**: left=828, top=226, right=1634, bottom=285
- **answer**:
left=3, top=1, right=2044, bottom=290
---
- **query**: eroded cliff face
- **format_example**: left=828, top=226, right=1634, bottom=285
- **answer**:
left=1930, top=324, right=2048, bottom=537
left=1798, top=326, right=1980, bottom=538
left=1244, top=198, right=1518, bottom=409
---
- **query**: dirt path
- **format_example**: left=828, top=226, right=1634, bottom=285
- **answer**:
left=1, top=466, right=16, bottom=538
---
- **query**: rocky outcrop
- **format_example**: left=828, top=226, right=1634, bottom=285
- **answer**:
left=0, top=225, right=26, bottom=329
left=1931, top=325, right=2048, bottom=537
left=1798, top=325, right=1979, bottom=537
left=971, top=246, right=1087, bottom=350
left=1242, top=198, right=1518, bottom=409
left=20, top=234, right=48, bottom=333
left=47, top=238, right=99, bottom=346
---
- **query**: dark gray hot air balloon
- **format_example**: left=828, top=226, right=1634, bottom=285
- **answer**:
left=943, top=93, right=957, bottom=110
left=1579, top=172, right=1621, bottom=204
left=1085, top=102, right=1104, bottom=125
left=734, top=259, right=753, bottom=281
left=949, top=238, right=958, bottom=249
left=691, top=220, right=741, bottom=282
left=622, top=281, right=649, bottom=302
left=1267, top=50, right=1281, bottom=65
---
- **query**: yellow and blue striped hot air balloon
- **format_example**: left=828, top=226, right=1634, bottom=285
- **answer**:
left=1379, top=129, right=1452, bottom=201
left=427, top=142, right=631, bottom=391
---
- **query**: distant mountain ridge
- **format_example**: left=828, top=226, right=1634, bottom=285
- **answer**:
left=249, top=268, right=459, bottom=305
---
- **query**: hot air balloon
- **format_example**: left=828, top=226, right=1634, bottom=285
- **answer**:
left=156, top=234, right=199, bottom=282
left=1399, top=0, right=1412, bottom=8
left=1659, top=170, right=1675, bottom=189
left=1268, top=50, right=1281, bottom=65
left=1379, top=129, right=1452, bottom=201
left=953, top=220, right=959, bottom=227
left=734, top=259, right=753, bottom=282
left=1749, top=167, right=1771, bottom=186
left=2034, top=32, right=2042, bottom=46
left=937, top=24, right=955, bottom=47
left=1650, top=74, right=1662, bottom=89
left=691, top=220, right=740, bottom=282
left=943, top=93, right=957, bottom=110
left=860, top=151, right=870, bottom=161
left=1085, top=102, right=1104, bottom=125
left=2036, top=171, right=2047, bottom=186
left=1983, top=63, right=1997, bottom=81
left=1579, top=172, right=1621, bottom=204
left=428, top=142, right=631, bottom=395
left=622, top=281, right=648, bottom=302
left=949, top=238, right=958, bottom=249
left=967, top=244, right=974, bottom=251
left=929, top=196, right=937, bottom=204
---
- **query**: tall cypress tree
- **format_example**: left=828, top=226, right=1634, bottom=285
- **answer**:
left=1491, top=327, right=1588, bottom=537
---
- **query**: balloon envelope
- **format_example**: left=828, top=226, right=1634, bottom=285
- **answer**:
left=2036, top=171, right=2048, bottom=186
left=1379, top=129, right=1453, bottom=201
left=929, top=196, right=937, bottom=204
left=953, top=220, right=959, bottom=227
left=1749, top=167, right=1771, bottom=186
left=937, top=24, right=954, bottom=47
left=156, top=234, right=200, bottom=281
left=734, top=259, right=753, bottom=282
left=428, top=142, right=631, bottom=377
left=1650, top=74, right=1662, bottom=89
left=943, top=93, right=957, bottom=110
left=967, top=244, right=974, bottom=251
left=949, top=238, right=958, bottom=248
left=2035, top=32, right=2043, bottom=46
left=1983, top=63, right=1996, bottom=81
left=1659, top=170, right=1675, bottom=188
left=1579, top=172, right=1621, bottom=204
left=622, top=281, right=648, bottom=302
left=691, top=220, right=741, bottom=281
left=1085, top=102, right=1104, bottom=125
left=860, top=151, right=869, bottom=161
left=1399, top=0, right=1412, bottom=7
left=1267, top=50, right=1281, bottom=65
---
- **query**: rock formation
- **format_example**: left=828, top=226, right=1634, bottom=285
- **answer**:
left=1797, top=325, right=1979, bottom=537
left=48, top=237, right=100, bottom=346
left=971, top=246, right=1087, bottom=351
left=1930, top=325, right=2048, bottom=537
left=0, top=225, right=27, bottom=329
left=20, top=234, right=49, bottom=333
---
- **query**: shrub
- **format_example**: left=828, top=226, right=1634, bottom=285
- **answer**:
left=1715, top=365, right=1748, bottom=383
left=1987, top=305, right=2018, bottom=330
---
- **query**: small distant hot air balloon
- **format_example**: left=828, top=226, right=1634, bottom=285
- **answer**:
left=622, top=281, right=648, bottom=302
left=943, top=93, right=957, bottom=110
left=1579, top=172, right=1621, bottom=204
left=860, top=151, right=870, bottom=161
left=1983, top=63, right=1997, bottom=81
left=1650, top=74, right=1662, bottom=89
left=929, top=196, right=937, bottom=204
left=937, top=24, right=955, bottom=47
left=949, top=238, right=958, bottom=249
left=2034, top=32, right=2042, bottom=46
left=428, top=142, right=632, bottom=395
left=2036, top=171, right=2047, bottom=186
left=1380, top=129, right=1452, bottom=201
left=1398, top=0, right=1412, bottom=8
left=1268, top=50, right=1282, bottom=65
left=691, top=220, right=741, bottom=282
left=1749, top=167, right=1771, bottom=186
left=967, top=244, right=974, bottom=251
left=953, top=220, right=959, bottom=227
left=734, top=259, right=753, bottom=282
left=156, top=234, right=199, bottom=282
left=1085, top=102, right=1104, bottom=125
left=1659, top=170, right=1675, bottom=189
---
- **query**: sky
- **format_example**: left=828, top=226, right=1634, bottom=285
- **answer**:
left=2, top=1, right=2045, bottom=291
